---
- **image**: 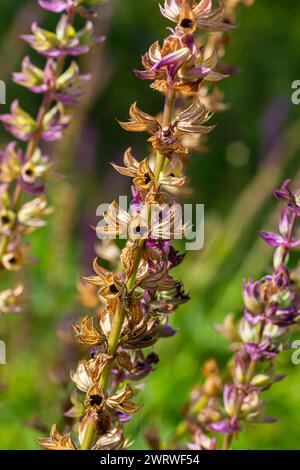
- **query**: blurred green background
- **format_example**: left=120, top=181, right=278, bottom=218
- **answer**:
left=0, top=0, right=300, bottom=450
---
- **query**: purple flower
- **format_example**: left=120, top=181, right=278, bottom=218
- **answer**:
left=272, top=266, right=290, bottom=288
left=40, top=104, right=72, bottom=141
left=12, top=57, right=54, bottom=93
left=38, top=0, right=72, bottom=13
left=274, top=179, right=300, bottom=216
left=188, top=430, right=217, bottom=451
left=130, top=185, right=143, bottom=214
left=145, top=239, right=185, bottom=270
left=12, top=58, right=90, bottom=104
left=223, top=384, right=239, bottom=417
left=17, top=178, right=45, bottom=195
left=0, top=101, right=71, bottom=142
left=22, top=18, right=104, bottom=59
left=167, top=245, right=185, bottom=269
left=208, top=418, right=239, bottom=435
left=259, top=230, right=300, bottom=249
left=233, top=351, right=249, bottom=384
left=121, top=352, right=159, bottom=382
left=153, top=47, right=192, bottom=80
left=116, top=412, right=132, bottom=423
left=135, top=31, right=226, bottom=85
left=245, top=339, right=277, bottom=361
left=242, top=278, right=263, bottom=314
left=0, top=100, right=36, bottom=141
left=38, top=1, right=98, bottom=18
left=279, top=207, right=294, bottom=237
left=0, top=141, right=22, bottom=166
left=159, top=323, right=179, bottom=337
left=267, top=304, right=299, bottom=327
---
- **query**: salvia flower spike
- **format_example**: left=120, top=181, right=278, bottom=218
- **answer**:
left=185, top=180, right=300, bottom=450
left=38, top=0, right=238, bottom=450
left=0, top=0, right=105, bottom=313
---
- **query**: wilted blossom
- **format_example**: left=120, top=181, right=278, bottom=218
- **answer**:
left=0, top=1, right=105, bottom=313
left=135, top=2, right=233, bottom=94
left=0, top=284, right=24, bottom=314
left=160, top=0, right=235, bottom=33
left=135, top=34, right=226, bottom=94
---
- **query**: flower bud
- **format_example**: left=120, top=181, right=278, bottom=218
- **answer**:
left=273, top=245, right=286, bottom=270
left=241, top=391, right=261, bottom=415
left=279, top=207, right=293, bottom=236
left=233, top=352, right=248, bottom=384
left=263, top=322, right=286, bottom=338
left=277, top=289, right=293, bottom=308
left=223, top=384, right=238, bottom=417
left=250, top=374, right=271, bottom=387
left=239, top=318, right=259, bottom=342
left=242, top=279, right=262, bottom=314
left=295, top=190, right=300, bottom=208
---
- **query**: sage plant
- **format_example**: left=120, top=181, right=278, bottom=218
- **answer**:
left=0, top=0, right=105, bottom=313
left=183, top=180, right=300, bottom=450
left=38, top=0, right=238, bottom=451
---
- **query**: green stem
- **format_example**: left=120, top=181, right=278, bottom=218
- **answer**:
left=80, top=417, right=96, bottom=451
left=154, top=85, right=175, bottom=185
left=95, top=85, right=177, bottom=446
left=100, top=240, right=143, bottom=391
left=222, top=433, right=233, bottom=451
